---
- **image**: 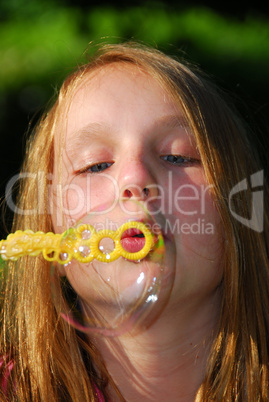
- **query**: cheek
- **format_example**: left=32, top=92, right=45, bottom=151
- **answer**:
left=52, top=174, right=121, bottom=229
left=162, top=172, right=217, bottom=222
left=162, top=178, right=224, bottom=302
left=161, top=172, right=223, bottom=260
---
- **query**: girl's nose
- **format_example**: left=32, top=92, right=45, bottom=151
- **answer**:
left=119, top=160, right=159, bottom=201
left=123, top=186, right=151, bottom=199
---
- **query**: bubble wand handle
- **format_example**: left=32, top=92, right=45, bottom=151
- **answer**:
left=0, top=222, right=154, bottom=264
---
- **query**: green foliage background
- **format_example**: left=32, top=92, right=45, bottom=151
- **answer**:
left=0, top=0, right=268, bottom=234
left=1, top=1, right=269, bottom=93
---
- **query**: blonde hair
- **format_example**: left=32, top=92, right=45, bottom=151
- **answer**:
left=1, top=42, right=268, bottom=400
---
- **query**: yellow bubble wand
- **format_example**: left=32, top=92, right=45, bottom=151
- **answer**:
left=0, top=221, right=158, bottom=264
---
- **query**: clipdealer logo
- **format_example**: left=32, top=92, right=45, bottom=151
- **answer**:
left=229, top=170, right=264, bottom=233
left=5, top=170, right=265, bottom=233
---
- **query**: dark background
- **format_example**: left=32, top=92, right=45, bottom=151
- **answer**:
left=0, top=0, right=268, bottom=236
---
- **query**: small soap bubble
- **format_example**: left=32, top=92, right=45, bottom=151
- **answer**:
left=60, top=252, right=68, bottom=261
left=51, top=200, right=175, bottom=337
left=81, top=230, right=91, bottom=240
left=78, top=245, right=90, bottom=257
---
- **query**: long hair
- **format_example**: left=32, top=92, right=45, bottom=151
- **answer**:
left=1, top=42, right=268, bottom=400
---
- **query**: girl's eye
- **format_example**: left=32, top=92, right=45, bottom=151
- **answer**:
left=79, top=162, right=113, bottom=174
left=161, top=155, right=197, bottom=165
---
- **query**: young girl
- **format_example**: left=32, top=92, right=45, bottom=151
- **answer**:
left=0, top=42, right=268, bottom=401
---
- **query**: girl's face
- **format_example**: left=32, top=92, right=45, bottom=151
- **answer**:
left=52, top=64, right=223, bottom=315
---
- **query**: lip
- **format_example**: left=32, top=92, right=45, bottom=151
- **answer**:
left=120, top=224, right=145, bottom=253
left=120, top=236, right=146, bottom=253
left=119, top=219, right=162, bottom=254
left=121, top=228, right=144, bottom=239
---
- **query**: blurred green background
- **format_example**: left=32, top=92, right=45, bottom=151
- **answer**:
left=0, top=0, right=268, bottom=234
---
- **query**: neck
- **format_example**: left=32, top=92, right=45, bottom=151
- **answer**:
left=91, top=287, right=221, bottom=401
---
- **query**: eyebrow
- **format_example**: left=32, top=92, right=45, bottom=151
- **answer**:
left=153, top=114, right=189, bottom=130
left=65, top=114, right=190, bottom=158
left=66, top=122, right=114, bottom=158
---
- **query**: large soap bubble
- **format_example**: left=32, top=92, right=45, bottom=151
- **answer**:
left=51, top=200, right=175, bottom=337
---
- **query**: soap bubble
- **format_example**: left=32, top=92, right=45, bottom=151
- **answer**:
left=51, top=200, right=175, bottom=337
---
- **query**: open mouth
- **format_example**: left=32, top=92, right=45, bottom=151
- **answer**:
left=120, top=228, right=146, bottom=253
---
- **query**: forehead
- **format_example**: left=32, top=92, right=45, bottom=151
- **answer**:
left=65, top=64, right=182, bottom=133
left=71, top=65, right=170, bottom=109
left=53, top=64, right=191, bottom=160
left=73, top=63, right=165, bottom=97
